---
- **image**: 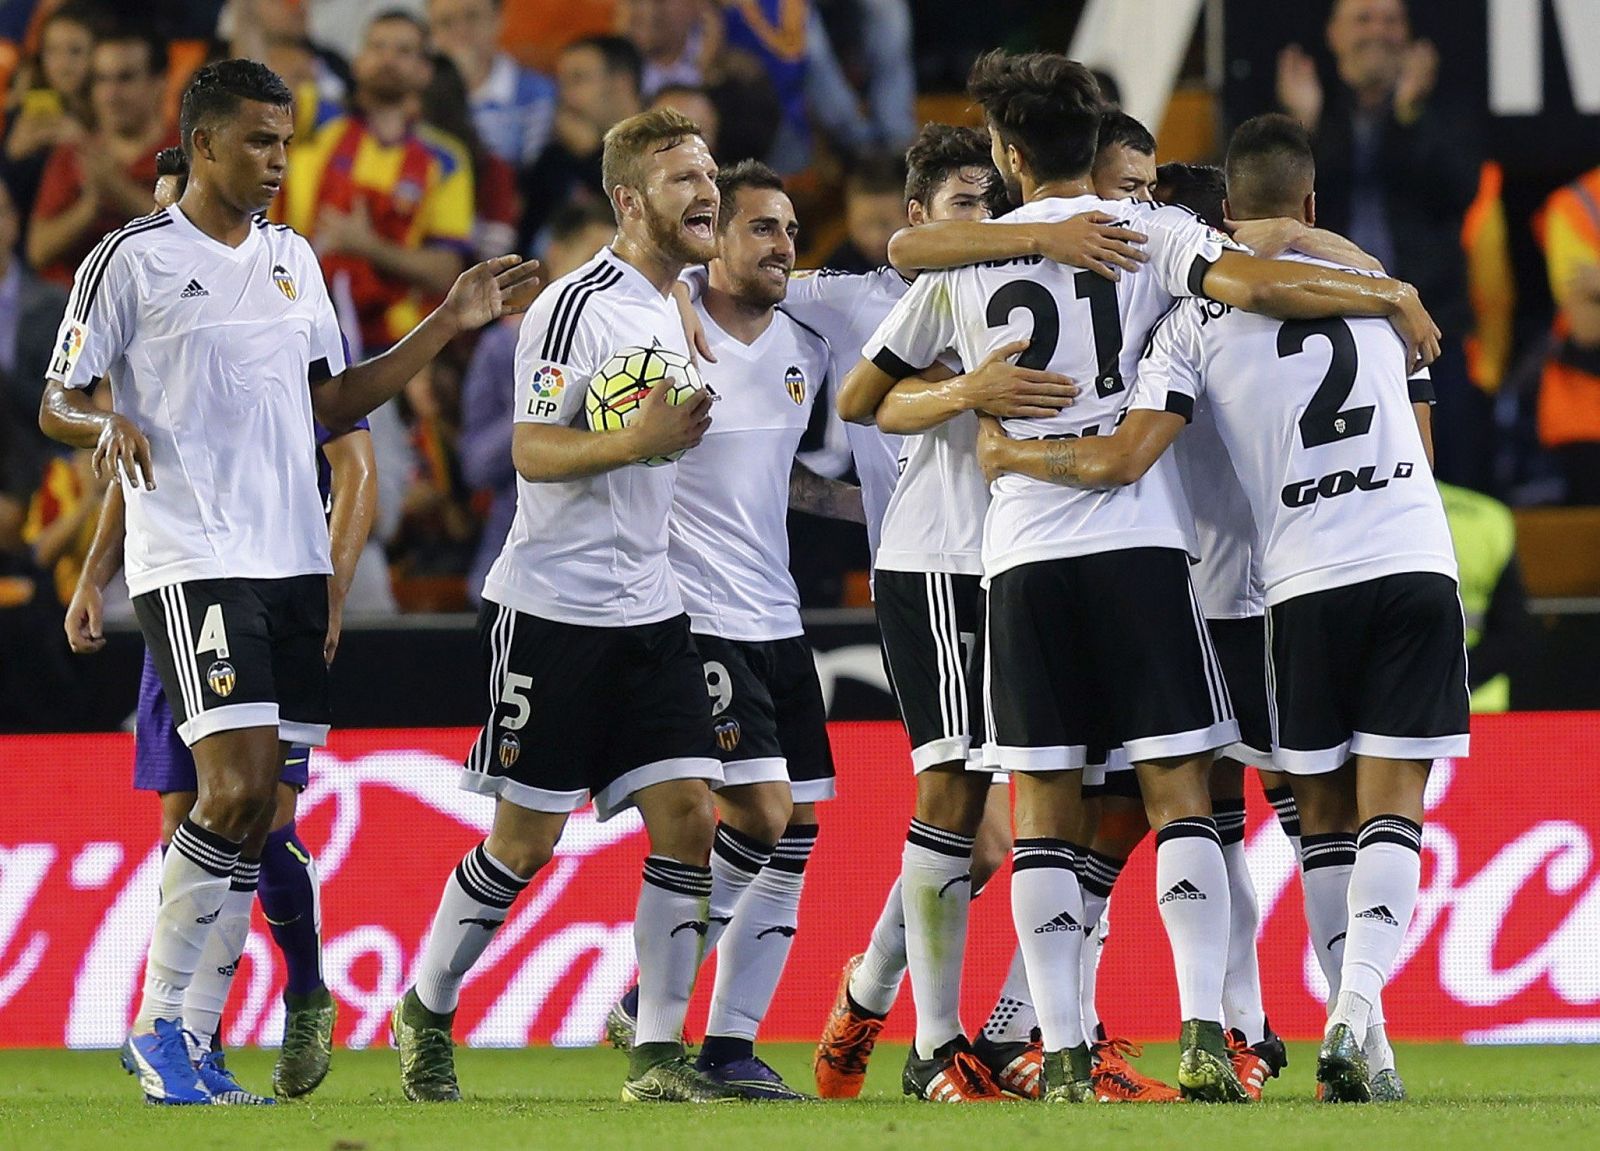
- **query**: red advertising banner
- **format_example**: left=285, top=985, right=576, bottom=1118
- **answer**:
left=1, top=715, right=1598, bottom=1049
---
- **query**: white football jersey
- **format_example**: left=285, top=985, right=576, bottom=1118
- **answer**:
left=668, top=303, right=831, bottom=641
left=781, top=267, right=907, bottom=565
left=1135, top=254, right=1457, bottom=606
left=487, top=248, right=697, bottom=626
left=860, top=287, right=989, bottom=573
left=864, top=196, right=1231, bottom=578
left=47, top=207, right=347, bottom=597
left=1176, top=396, right=1264, bottom=619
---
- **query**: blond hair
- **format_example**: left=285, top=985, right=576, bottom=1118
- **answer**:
left=601, top=107, right=705, bottom=216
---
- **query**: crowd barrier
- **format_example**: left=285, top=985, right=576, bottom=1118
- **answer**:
left=1, top=714, right=1597, bottom=1047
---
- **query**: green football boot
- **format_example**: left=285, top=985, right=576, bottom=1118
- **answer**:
left=1177, top=1018, right=1249, bottom=1103
left=391, top=988, right=460, bottom=1102
left=274, top=986, right=336, bottom=1098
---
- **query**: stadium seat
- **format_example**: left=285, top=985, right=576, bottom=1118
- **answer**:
left=1512, top=506, right=1600, bottom=596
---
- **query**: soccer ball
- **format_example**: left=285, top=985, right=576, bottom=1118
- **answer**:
left=584, top=345, right=705, bottom=465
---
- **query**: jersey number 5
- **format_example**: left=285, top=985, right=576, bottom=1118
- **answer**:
left=986, top=274, right=1125, bottom=397
left=1278, top=318, right=1374, bottom=448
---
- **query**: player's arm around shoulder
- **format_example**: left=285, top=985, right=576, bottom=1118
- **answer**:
left=874, top=339, right=1080, bottom=434
left=886, top=215, right=1148, bottom=281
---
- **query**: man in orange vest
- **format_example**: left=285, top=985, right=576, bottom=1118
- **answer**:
left=1536, top=166, right=1600, bottom=505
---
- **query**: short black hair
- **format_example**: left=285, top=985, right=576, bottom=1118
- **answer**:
left=1224, top=113, right=1315, bottom=219
left=845, top=153, right=907, bottom=200
left=564, top=34, right=644, bottom=97
left=368, top=8, right=429, bottom=39
left=904, top=123, right=1000, bottom=213
left=98, top=22, right=168, bottom=78
left=967, top=50, right=1102, bottom=182
left=1156, top=162, right=1226, bottom=230
left=715, top=158, right=785, bottom=231
left=1096, top=110, right=1155, bottom=160
left=546, top=198, right=617, bottom=246
left=154, top=146, right=189, bottom=179
left=179, top=59, right=294, bottom=158
left=1089, top=68, right=1123, bottom=109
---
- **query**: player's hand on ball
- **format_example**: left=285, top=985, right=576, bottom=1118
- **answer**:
left=92, top=414, right=154, bottom=489
left=632, top=381, right=713, bottom=460
left=63, top=580, right=105, bottom=654
left=1040, top=212, right=1147, bottom=281
left=964, top=338, right=1078, bottom=419
left=444, top=255, right=544, bottom=331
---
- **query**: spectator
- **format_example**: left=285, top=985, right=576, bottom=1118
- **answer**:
left=0, top=483, right=86, bottom=732
left=427, top=0, right=555, bottom=169
left=421, top=51, right=521, bottom=261
left=1534, top=164, right=1600, bottom=505
left=25, top=23, right=176, bottom=286
left=619, top=0, right=778, bottom=163
left=0, top=180, right=70, bottom=494
left=1438, top=481, right=1526, bottom=712
left=823, top=153, right=905, bottom=273
left=222, top=0, right=351, bottom=110
left=460, top=197, right=614, bottom=602
left=1277, top=0, right=1487, bottom=490
left=306, top=0, right=428, bottom=62
left=280, top=10, right=473, bottom=356
left=1, top=1, right=98, bottom=251
left=517, top=34, right=640, bottom=252
left=649, top=83, right=718, bottom=154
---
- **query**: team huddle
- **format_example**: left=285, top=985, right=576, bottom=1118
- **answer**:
left=40, top=47, right=1467, bottom=1109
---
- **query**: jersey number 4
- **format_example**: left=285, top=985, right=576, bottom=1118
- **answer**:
left=986, top=274, right=1126, bottom=398
left=1278, top=318, right=1375, bottom=449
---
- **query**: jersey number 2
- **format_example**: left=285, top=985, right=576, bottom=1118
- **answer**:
left=1278, top=318, right=1374, bottom=448
left=985, top=275, right=1125, bottom=397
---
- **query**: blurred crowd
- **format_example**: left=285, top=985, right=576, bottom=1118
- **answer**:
left=0, top=0, right=1596, bottom=633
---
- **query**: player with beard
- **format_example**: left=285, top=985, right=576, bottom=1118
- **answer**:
left=39, top=59, right=540, bottom=1106
left=393, top=108, right=734, bottom=1105
left=843, top=51, right=1439, bottom=1104
left=606, top=160, right=861, bottom=1099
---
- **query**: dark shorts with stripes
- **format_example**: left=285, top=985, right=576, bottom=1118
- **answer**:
left=985, top=548, right=1239, bottom=772
left=460, top=601, right=722, bottom=821
left=874, top=569, right=987, bottom=773
left=1207, top=615, right=1273, bottom=767
left=132, top=575, right=330, bottom=749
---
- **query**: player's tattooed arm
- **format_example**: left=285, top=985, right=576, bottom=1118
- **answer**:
left=975, top=409, right=1184, bottom=489
left=789, top=461, right=866, bottom=523
left=887, top=215, right=1148, bottom=281
left=875, top=340, right=1078, bottom=434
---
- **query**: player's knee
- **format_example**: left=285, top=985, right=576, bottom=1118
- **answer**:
left=972, top=824, right=1008, bottom=888
left=646, top=784, right=718, bottom=863
left=717, top=785, right=792, bottom=845
left=913, top=767, right=987, bottom=835
left=483, top=837, right=552, bottom=879
left=193, top=778, right=276, bottom=839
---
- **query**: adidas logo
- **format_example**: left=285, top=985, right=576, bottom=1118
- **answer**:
left=1034, top=910, right=1082, bottom=934
left=1159, top=879, right=1207, bottom=905
left=180, top=279, right=209, bottom=298
left=195, top=910, right=220, bottom=924
left=1355, top=904, right=1399, bottom=926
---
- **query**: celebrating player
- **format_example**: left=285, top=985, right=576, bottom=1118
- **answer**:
left=977, top=112, right=1465, bottom=1104
left=393, top=108, right=733, bottom=1105
left=843, top=49, right=1439, bottom=1103
left=38, top=60, right=540, bottom=1106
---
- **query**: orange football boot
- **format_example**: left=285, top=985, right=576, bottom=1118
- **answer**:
left=814, top=955, right=886, bottom=1098
left=1090, top=1037, right=1183, bottom=1103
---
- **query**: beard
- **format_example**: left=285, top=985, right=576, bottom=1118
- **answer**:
left=645, top=200, right=716, bottom=264
left=731, top=264, right=789, bottom=309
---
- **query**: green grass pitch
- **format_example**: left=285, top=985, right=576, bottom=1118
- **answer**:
left=3, top=1043, right=1598, bottom=1150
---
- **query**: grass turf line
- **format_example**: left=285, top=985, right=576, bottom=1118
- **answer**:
left=2, top=1042, right=1598, bottom=1151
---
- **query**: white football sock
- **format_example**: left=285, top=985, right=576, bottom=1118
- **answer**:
left=705, top=823, right=774, bottom=957
left=1299, top=832, right=1357, bottom=1005
left=1264, top=785, right=1302, bottom=857
left=981, top=944, right=1035, bottom=1043
left=133, top=819, right=240, bottom=1033
left=848, top=878, right=905, bottom=1016
left=1216, top=799, right=1266, bottom=1044
left=1332, top=816, right=1423, bottom=1044
left=1011, top=838, right=1084, bottom=1053
left=902, top=819, right=976, bottom=1058
left=414, top=843, right=529, bottom=1015
left=705, top=825, right=815, bottom=1042
left=1154, top=817, right=1231, bottom=1024
left=1078, top=848, right=1123, bottom=1042
left=633, top=856, right=712, bottom=1046
left=182, top=857, right=259, bottom=1051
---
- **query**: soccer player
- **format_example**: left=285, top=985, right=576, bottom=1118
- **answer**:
left=976, top=112, right=1465, bottom=1105
left=60, top=144, right=375, bottom=1103
left=393, top=108, right=731, bottom=1105
left=37, top=60, right=540, bottom=1106
left=643, top=159, right=858, bottom=1099
left=842, top=50, right=1439, bottom=1104
left=808, top=124, right=1146, bottom=1103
